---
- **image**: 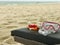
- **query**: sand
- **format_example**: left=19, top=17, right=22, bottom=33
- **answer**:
left=0, top=3, right=60, bottom=45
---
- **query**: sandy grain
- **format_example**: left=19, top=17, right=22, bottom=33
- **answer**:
left=0, top=3, right=60, bottom=45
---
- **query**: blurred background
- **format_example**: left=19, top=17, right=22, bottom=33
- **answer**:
left=0, top=0, right=60, bottom=45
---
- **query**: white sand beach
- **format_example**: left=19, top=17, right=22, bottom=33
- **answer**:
left=0, top=3, right=60, bottom=45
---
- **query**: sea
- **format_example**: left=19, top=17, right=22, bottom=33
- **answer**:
left=0, top=1, right=60, bottom=5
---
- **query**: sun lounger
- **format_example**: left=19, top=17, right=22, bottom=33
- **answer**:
left=11, top=28, right=60, bottom=45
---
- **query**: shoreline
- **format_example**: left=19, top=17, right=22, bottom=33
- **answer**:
left=0, top=1, right=60, bottom=5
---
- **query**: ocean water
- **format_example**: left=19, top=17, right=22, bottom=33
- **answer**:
left=0, top=1, right=60, bottom=5
left=0, top=1, right=38, bottom=5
